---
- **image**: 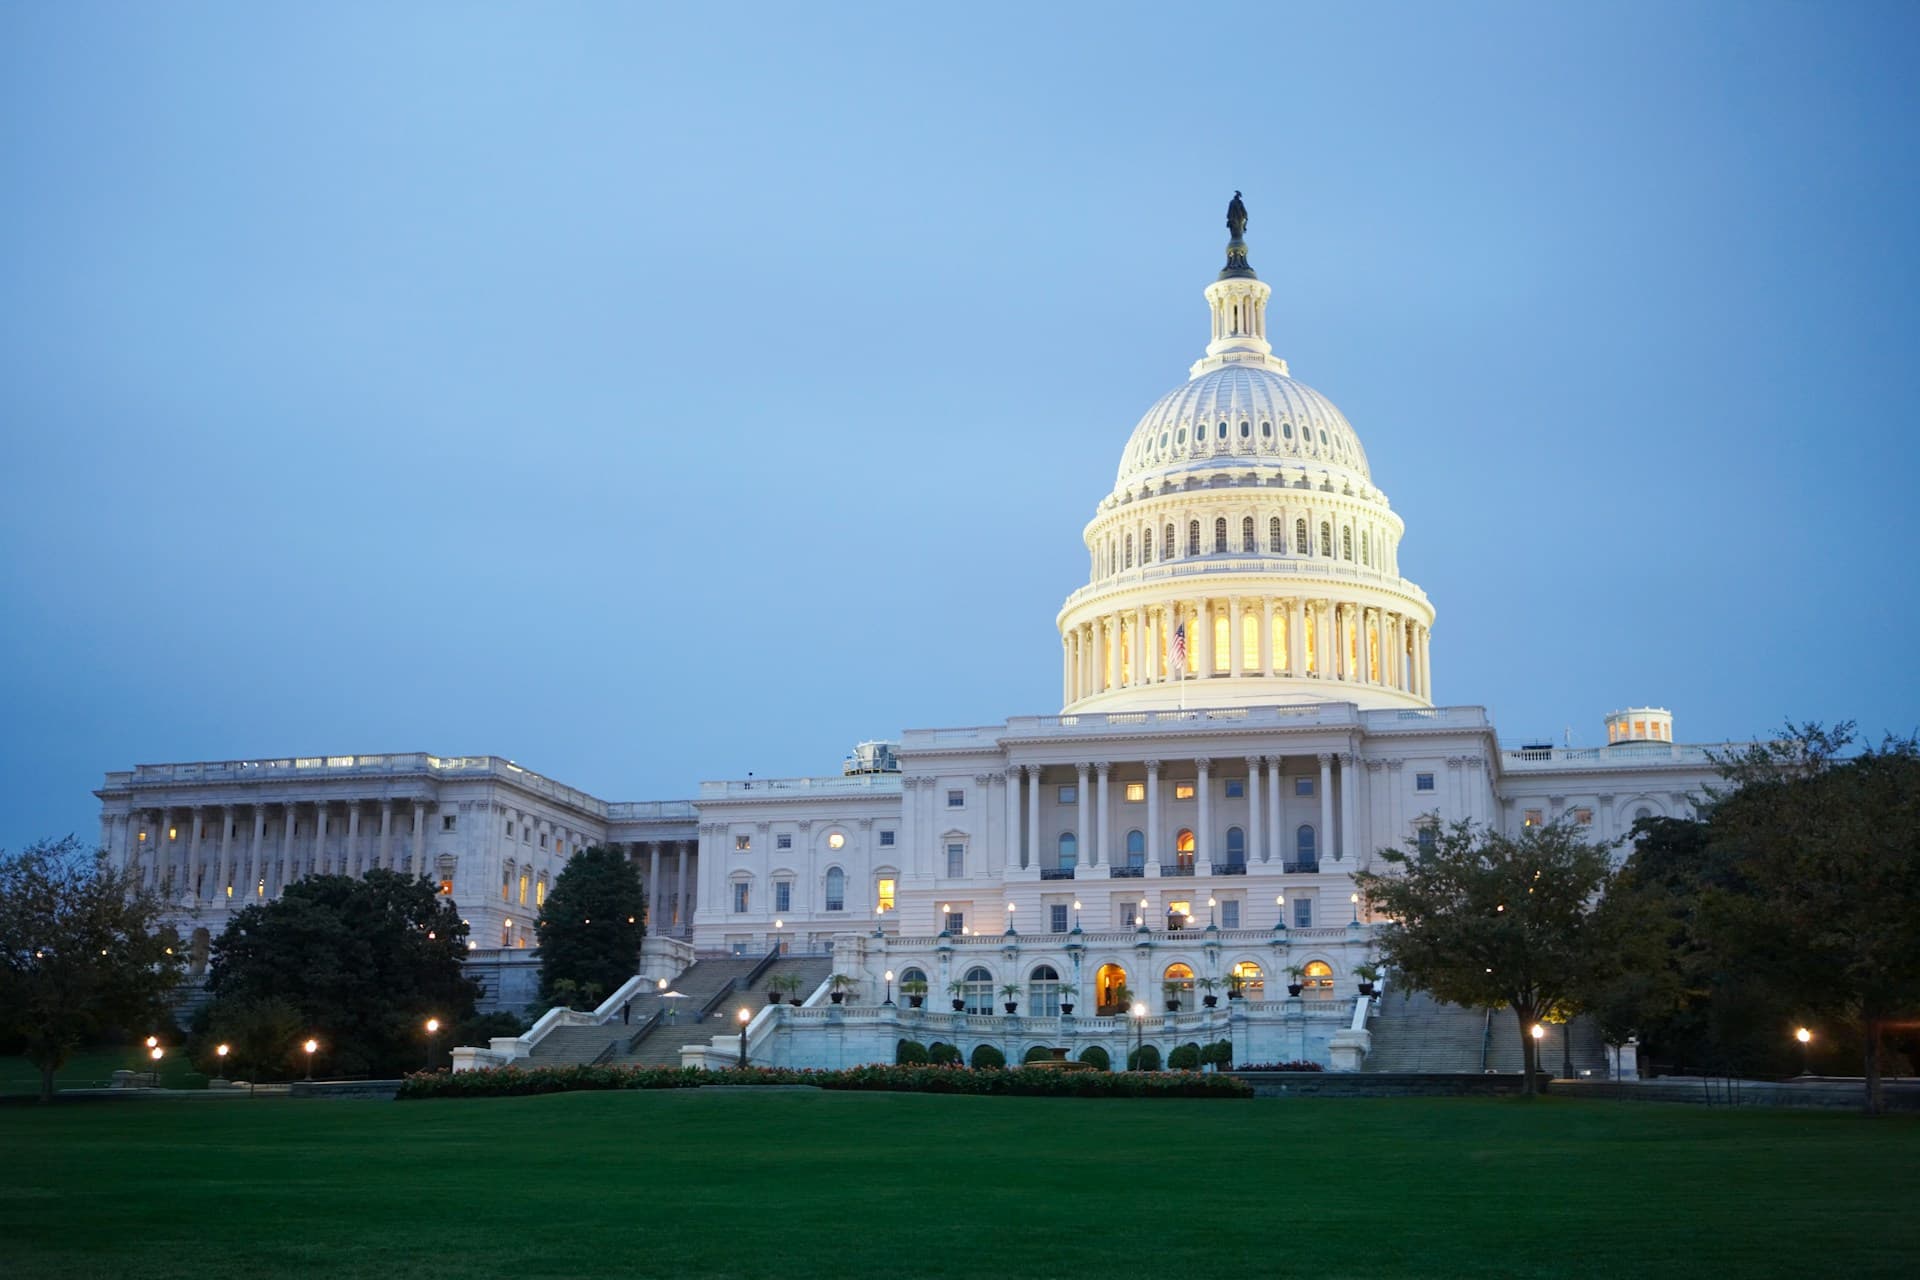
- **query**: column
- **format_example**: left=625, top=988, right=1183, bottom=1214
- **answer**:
left=309, top=802, right=327, bottom=876
left=1246, top=757, right=1264, bottom=867
left=1421, top=626, right=1433, bottom=700
left=1062, top=636, right=1073, bottom=704
left=1132, top=608, right=1147, bottom=686
left=1145, top=759, right=1162, bottom=869
left=111, top=812, right=130, bottom=876
left=1228, top=596, right=1244, bottom=676
left=1196, top=757, right=1212, bottom=868
left=247, top=806, right=267, bottom=899
left=1196, top=598, right=1214, bottom=678
left=378, top=799, right=395, bottom=872
left=1317, top=753, right=1334, bottom=868
left=1261, top=599, right=1276, bottom=674
left=1146, top=606, right=1160, bottom=683
left=1025, top=764, right=1041, bottom=871
left=183, top=806, right=202, bottom=898
left=1090, top=616, right=1105, bottom=694
left=216, top=808, right=233, bottom=904
left=1107, top=613, right=1122, bottom=691
left=345, top=803, right=361, bottom=877
left=410, top=802, right=429, bottom=878
left=1075, top=764, right=1090, bottom=871
left=1094, top=762, right=1112, bottom=868
left=1340, top=753, right=1358, bottom=863
left=1288, top=598, right=1305, bottom=676
left=1004, top=768, right=1022, bottom=868
left=648, top=843, right=662, bottom=926
left=1266, top=756, right=1284, bottom=863
left=278, top=803, right=297, bottom=895
left=675, top=841, right=689, bottom=931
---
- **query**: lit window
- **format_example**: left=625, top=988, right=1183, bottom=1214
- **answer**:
left=1304, top=960, right=1334, bottom=990
left=1416, top=772, right=1435, bottom=791
left=1524, top=810, right=1544, bottom=828
left=1232, top=960, right=1263, bottom=996
left=1058, top=785, right=1077, bottom=804
left=535, top=879, right=546, bottom=906
left=828, top=832, right=845, bottom=850
left=438, top=878, right=453, bottom=896
left=518, top=873, right=528, bottom=906
left=776, top=833, right=792, bottom=850
left=1175, top=783, right=1195, bottom=801
left=168, top=827, right=177, bottom=841
left=878, top=830, right=894, bottom=847
left=732, top=882, right=750, bottom=913
left=735, top=834, right=751, bottom=851
left=1164, top=961, right=1194, bottom=992
left=1224, top=779, right=1244, bottom=799
left=947, top=789, right=964, bottom=808
left=876, top=878, right=895, bottom=912
left=1573, top=808, right=1594, bottom=825
left=1125, top=781, right=1145, bottom=802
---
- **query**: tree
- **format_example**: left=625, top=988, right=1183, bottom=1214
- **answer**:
left=202, top=995, right=304, bottom=1083
left=1357, top=820, right=1618, bottom=1095
left=1703, top=724, right=1920, bottom=1115
left=536, top=845, right=645, bottom=1005
left=204, top=870, right=477, bottom=1078
left=0, top=837, right=183, bottom=1103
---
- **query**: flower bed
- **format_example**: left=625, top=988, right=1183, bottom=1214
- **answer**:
left=397, top=1063, right=1252, bottom=1101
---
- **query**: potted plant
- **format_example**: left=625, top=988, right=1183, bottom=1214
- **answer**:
left=1196, top=976, right=1223, bottom=1009
left=900, top=977, right=928, bottom=1009
left=1161, top=979, right=1183, bottom=1012
left=827, top=973, right=857, bottom=1005
left=1226, top=972, right=1245, bottom=1001
left=1057, top=983, right=1079, bottom=1016
left=1107, top=983, right=1134, bottom=1016
left=1000, top=982, right=1022, bottom=1015
left=1284, top=964, right=1306, bottom=998
left=1353, top=963, right=1381, bottom=997
left=947, top=979, right=967, bottom=1012
left=767, top=973, right=800, bottom=1005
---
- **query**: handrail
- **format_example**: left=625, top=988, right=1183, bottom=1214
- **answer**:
left=625, top=1008, right=663, bottom=1054
left=742, top=946, right=783, bottom=990
left=1480, top=1007, right=1493, bottom=1072
left=695, top=949, right=781, bottom=1024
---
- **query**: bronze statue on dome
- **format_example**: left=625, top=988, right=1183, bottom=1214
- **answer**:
left=1227, top=190, right=1248, bottom=241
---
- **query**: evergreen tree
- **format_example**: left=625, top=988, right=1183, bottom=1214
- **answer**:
left=536, top=844, right=646, bottom=1005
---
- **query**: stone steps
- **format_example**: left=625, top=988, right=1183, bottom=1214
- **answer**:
left=1364, top=988, right=1608, bottom=1075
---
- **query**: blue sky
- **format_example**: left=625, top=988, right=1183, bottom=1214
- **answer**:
left=3, top=2, right=1917, bottom=851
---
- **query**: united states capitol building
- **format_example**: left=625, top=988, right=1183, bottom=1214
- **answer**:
left=96, top=204, right=1722, bottom=1073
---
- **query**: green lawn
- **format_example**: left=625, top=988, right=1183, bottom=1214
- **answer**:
left=3, top=1092, right=1914, bottom=1279
left=0, top=1049, right=206, bottom=1095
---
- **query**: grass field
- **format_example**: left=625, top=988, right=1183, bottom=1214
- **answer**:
left=3, top=1091, right=1915, bottom=1279
left=0, top=1049, right=206, bottom=1095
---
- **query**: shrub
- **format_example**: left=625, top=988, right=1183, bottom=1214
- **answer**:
left=1167, top=1042, right=1201, bottom=1070
left=1022, top=1045, right=1058, bottom=1064
left=970, top=1044, right=1006, bottom=1070
left=896, top=1039, right=929, bottom=1065
left=928, top=1042, right=962, bottom=1066
left=395, top=1062, right=1254, bottom=1101
left=1077, top=1045, right=1111, bottom=1072
left=1126, top=1044, right=1162, bottom=1071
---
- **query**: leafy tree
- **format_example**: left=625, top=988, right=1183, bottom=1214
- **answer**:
left=536, top=845, right=646, bottom=1004
left=1126, top=1043, right=1161, bottom=1071
left=927, top=1041, right=961, bottom=1065
left=1076, top=1044, right=1111, bottom=1071
left=968, top=1043, right=1005, bottom=1069
left=0, top=837, right=182, bottom=1103
left=205, top=870, right=476, bottom=1078
left=896, top=1039, right=929, bottom=1065
left=201, top=995, right=304, bottom=1082
left=1703, top=724, right=1920, bottom=1115
left=1200, top=1039, right=1234, bottom=1071
left=1357, top=819, right=1619, bottom=1095
left=1167, top=1041, right=1201, bottom=1070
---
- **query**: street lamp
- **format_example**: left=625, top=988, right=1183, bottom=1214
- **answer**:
left=424, top=1017, right=441, bottom=1071
left=1072, top=899, right=1082, bottom=931
left=1130, top=1001, right=1147, bottom=1071
left=1349, top=892, right=1361, bottom=927
left=736, top=1007, right=751, bottom=1069
left=884, top=970, right=895, bottom=1006
left=1207, top=896, right=1216, bottom=928
left=303, top=1038, right=318, bottom=1081
left=149, top=1045, right=164, bottom=1089
left=1005, top=902, right=1017, bottom=935
left=1139, top=896, right=1150, bottom=933
left=773, top=917, right=784, bottom=954
left=214, top=1043, right=230, bottom=1082
left=1274, top=893, right=1287, bottom=933
left=1795, top=1026, right=1813, bottom=1076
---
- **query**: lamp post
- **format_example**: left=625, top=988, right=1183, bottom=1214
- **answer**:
left=773, top=917, right=783, bottom=954
left=424, top=1017, right=441, bottom=1071
left=1131, top=1001, right=1147, bottom=1071
left=1529, top=1022, right=1544, bottom=1080
left=1072, top=899, right=1082, bottom=931
left=1005, top=902, right=1017, bottom=935
left=214, top=1043, right=230, bottom=1083
left=736, top=1007, right=751, bottom=1069
left=303, top=1038, right=318, bottom=1081
left=149, top=1045, right=164, bottom=1089
left=1795, top=1026, right=1813, bottom=1077
left=1274, top=893, right=1286, bottom=933
left=883, top=970, right=895, bottom=1006
left=1207, top=896, right=1216, bottom=928
left=1349, top=892, right=1361, bottom=927
left=1138, top=896, right=1149, bottom=933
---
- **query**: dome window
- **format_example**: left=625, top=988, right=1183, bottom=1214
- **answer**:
left=1217, top=421, right=1228, bottom=440
left=1319, top=428, right=1329, bottom=445
left=1159, top=432, right=1169, bottom=449
left=1283, top=421, right=1294, bottom=440
left=1176, top=428, right=1187, bottom=445
left=1261, top=421, right=1272, bottom=438
left=1239, top=421, right=1251, bottom=439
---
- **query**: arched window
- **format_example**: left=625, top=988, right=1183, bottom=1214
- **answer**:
left=1095, top=962, right=1129, bottom=1015
left=1230, top=960, right=1264, bottom=999
left=1303, top=960, right=1334, bottom=991
left=1163, top=962, right=1195, bottom=1003
left=1342, top=527, right=1353, bottom=560
left=1187, top=521, right=1201, bottom=556
left=1225, top=826, right=1245, bottom=866
left=1635, top=806, right=1653, bottom=820
left=962, top=965, right=995, bottom=1015
left=1295, top=825, right=1316, bottom=868
left=1239, top=420, right=1251, bottom=439
left=1361, top=532, right=1371, bottom=566
left=1241, top=516, right=1255, bottom=552
left=1142, top=528, right=1153, bottom=564
left=824, top=866, right=846, bottom=911
left=1213, top=517, right=1228, bottom=552
left=900, top=966, right=928, bottom=991
left=1320, top=522, right=1332, bottom=556
left=1028, top=964, right=1062, bottom=1017
left=1164, top=523, right=1175, bottom=559
left=1175, top=828, right=1195, bottom=873
left=1295, top=518, right=1309, bottom=554
left=1217, top=421, right=1228, bottom=441
left=1058, top=831, right=1078, bottom=869
left=1125, top=829, right=1145, bottom=869
left=1125, top=534, right=1133, bottom=569
left=1269, top=516, right=1283, bottom=553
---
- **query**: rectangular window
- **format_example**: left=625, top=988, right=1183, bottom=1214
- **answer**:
left=1224, top=779, right=1245, bottom=799
left=442, top=814, right=457, bottom=831
left=438, top=878, right=453, bottom=896
left=947, top=789, right=964, bottom=808
left=776, top=833, right=792, bottom=850
left=1119, top=902, right=1138, bottom=929
left=523, top=827, right=531, bottom=844
left=535, top=880, right=546, bottom=906
left=1524, top=809, right=1544, bottom=828
left=1573, top=807, right=1594, bottom=825
left=1050, top=903, right=1069, bottom=933
left=945, top=910, right=965, bottom=934
left=1294, top=897, right=1313, bottom=928
left=518, top=874, right=529, bottom=906
left=1057, top=785, right=1077, bottom=805
left=825, top=880, right=845, bottom=912
left=1222, top=900, right=1240, bottom=929
left=732, top=882, right=750, bottom=913
left=775, top=881, right=791, bottom=912
left=538, top=834, right=547, bottom=849
left=728, top=936, right=751, bottom=957
left=1417, top=825, right=1437, bottom=853
left=1174, top=783, right=1196, bottom=801
left=946, top=843, right=965, bottom=877
left=1415, top=772, right=1435, bottom=792
left=1124, top=782, right=1145, bottom=802
left=1295, top=777, right=1314, bottom=797
left=878, top=830, right=895, bottom=847
left=735, top=834, right=752, bottom=851
left=877, top=878, right=896, bottom=912
left=505, top=822, right=515, bottom=838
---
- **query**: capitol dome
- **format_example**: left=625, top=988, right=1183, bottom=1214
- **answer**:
left=1057, top=198, right=1436, bottom=715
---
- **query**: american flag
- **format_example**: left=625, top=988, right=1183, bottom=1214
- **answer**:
left=1171, top=619, right=1187, bottom=675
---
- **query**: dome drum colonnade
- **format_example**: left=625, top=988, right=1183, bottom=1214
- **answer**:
left=1057, top=210, right=1435, bottom=713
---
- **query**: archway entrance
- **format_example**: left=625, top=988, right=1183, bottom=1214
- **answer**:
left=1095, top=963, right=1129, bottom=1016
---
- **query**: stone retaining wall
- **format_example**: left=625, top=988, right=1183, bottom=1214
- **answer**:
left=1235, top=1071, right=1546, bottom=1098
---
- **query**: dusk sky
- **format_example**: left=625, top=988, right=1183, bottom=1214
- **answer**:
left=3, top=2, right=1917, bottom=853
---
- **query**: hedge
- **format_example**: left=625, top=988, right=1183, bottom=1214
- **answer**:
left=1022, top=1045, right=1057, bottom=1064
left=1077, top=1045, right=1111, bottom=1072
left=396, top=1063, right=1252, bottom=1100
left=1167, top=1042, right=1201, bottom=1070
left=1126, top=1044, right=1162, bottom=1072
left=969, top=1044, right=1006, bottom=1070
left=928, top=1042, right=961, bottom=1066
left=896, top=1040, right=929, bottom=1065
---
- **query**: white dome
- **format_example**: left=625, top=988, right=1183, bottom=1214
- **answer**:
left=1115, top=363, right=1372, bottom=492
